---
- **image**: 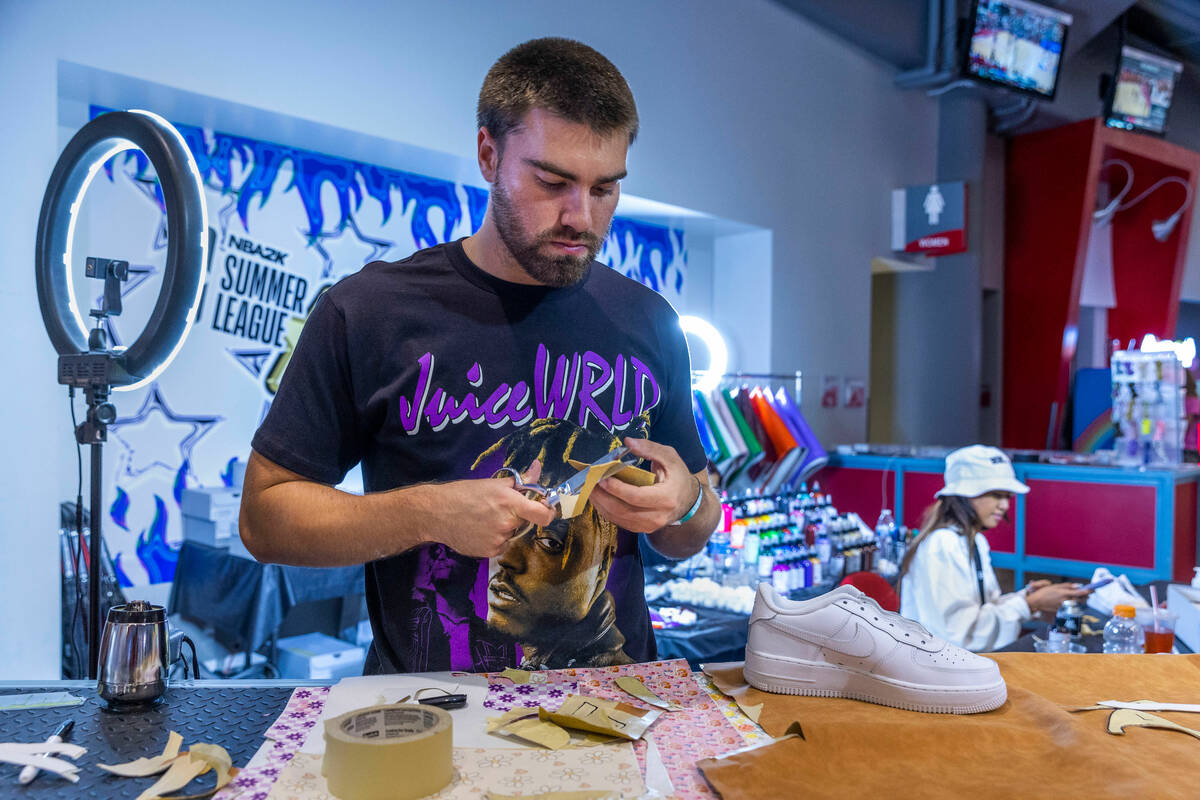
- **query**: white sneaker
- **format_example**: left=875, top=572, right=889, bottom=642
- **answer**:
left=744, top=584, right=1007, bottom=714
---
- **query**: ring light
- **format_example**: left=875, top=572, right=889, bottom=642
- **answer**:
left=35, top=109, right=207, bottom=680
left=36, top=109, right=207, bottom=389
left=680, top=315, right=729, bottom=393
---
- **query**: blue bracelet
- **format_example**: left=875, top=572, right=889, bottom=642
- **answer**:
left=668, top=476, right=704, bottom=527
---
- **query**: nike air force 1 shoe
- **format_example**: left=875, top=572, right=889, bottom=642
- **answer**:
left=744, top=584, right=1007, bottom=714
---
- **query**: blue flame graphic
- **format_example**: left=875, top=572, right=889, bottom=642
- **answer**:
left=221, top=457, right=238, bottom=488
left=464, top=186, right=490, bottom=234
left=109, top=487, right=131, bottom=531
left=135, top=495, right=179, bottom=584
left=605, top=219, right=685, bottom=294
left=112, top=554, right=135, bottom=588
left=88, top=106, right=688, bottom=295
left=173, top=460, right=188, bottom=505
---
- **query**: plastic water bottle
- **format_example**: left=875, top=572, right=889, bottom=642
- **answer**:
left=1102, top=604, right=1141, bottom=654
left=875, top=509, right=897, bottom=573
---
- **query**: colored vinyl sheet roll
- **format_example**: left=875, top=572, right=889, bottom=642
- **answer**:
left=322, top=704, right=454, bottom=800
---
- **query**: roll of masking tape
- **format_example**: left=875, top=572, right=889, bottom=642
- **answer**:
left=322, top=704, right=453, bottom=800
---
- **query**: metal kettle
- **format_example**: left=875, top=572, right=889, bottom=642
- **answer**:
left=96, top=601, right=196, bottom=710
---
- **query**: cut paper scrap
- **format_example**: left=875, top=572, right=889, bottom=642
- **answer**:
left=136, top=753, right=209, bottom=800
left=566, top=458, right=656, bottom=488
left=615, top=676, right=684, bottom=712
left=1107, top=708, right=1200, bottom=741
left=496, top=717, right=572, bottom=750
left=0, top=741, right=87, bottom=781
left=559, top=457, right=654, bottom=518
left=0, top=691, right=85, bottom=711
left=135, top=746, right=237, bottom=800
left=1100, top=700, right=1200, bottom=713
left=495, top=667, right=540, bottom=685
left=99, top=729, right=183, bottom=776
left=488, top=709, right=621, bottom=750
left=540, top=695, right=661, bottom=741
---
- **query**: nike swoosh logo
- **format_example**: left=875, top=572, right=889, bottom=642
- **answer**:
left=771, top=618, right=877, bottom=660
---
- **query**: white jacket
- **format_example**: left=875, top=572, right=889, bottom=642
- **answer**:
left=899, top=527, right=1031, bottom=652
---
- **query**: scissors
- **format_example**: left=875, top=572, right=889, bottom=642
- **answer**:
left=493, top=445, right=638, bottom=535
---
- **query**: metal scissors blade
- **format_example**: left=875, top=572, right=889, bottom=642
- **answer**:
left=494, top=445, right=636, bottom=510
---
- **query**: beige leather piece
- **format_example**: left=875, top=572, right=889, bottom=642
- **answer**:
left=1107, top=707, right=1200, bottom=740
left=614, top=676, right=684, bottom=712
left=496, top=718, right=572, bottom=750
left=539, top=695, right=660, bottom=740
left=558, top=459, right=652, bottom=519
left=98, top=730, right=183, bottom=776
left=135, top=755, right=207, bottom=800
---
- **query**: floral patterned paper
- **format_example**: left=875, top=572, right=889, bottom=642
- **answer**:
left=215, top=686, right=330, bottom=800
left=264, top=745, right=644, bottom=799
left=483, top=679, right=578, bottom=712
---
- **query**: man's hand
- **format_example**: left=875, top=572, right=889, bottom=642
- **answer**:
left=419, top=463, right=556, bottom=559
left=590, top=437, right=700, bottom=533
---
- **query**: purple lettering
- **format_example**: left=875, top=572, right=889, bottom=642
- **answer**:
left=397, top=352, right=435, bottom=435
left=484, top=383, right=515, bottom=427
left=425, top=388, right=453, bottom=432
left=609, top=354, right=634, bottom=430
left=577, top=351, right=614, bottom=429
left=534, top=344, right=580, bottom=420
left=631, top=356, right=661, bottom=418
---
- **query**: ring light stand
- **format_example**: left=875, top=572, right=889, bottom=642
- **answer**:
left=36, top=110, right=207, bottom=678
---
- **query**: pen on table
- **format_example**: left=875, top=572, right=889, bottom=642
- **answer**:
left=17, top=719, right=73, bottom=785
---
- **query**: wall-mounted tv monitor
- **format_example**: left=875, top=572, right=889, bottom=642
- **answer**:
left=1105, top=46, right=1183, bottom=136
left=964, top=0, right=1072, bottom=99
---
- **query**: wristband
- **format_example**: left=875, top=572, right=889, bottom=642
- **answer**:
left=668, top=476, right=704, bottom=527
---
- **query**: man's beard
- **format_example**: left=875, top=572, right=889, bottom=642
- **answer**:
left=491, top=177, right=605, bottom=287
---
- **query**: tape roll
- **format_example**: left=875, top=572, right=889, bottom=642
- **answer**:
left=322, top=704, right=454, bottom=800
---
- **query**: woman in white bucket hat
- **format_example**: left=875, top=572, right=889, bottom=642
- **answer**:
left=898, top=445, right=1089, bottom=651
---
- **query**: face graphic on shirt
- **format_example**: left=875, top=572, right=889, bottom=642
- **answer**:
left=487, top=506, right=615, bottom=641
left=475, top=418, right=621, bottom=650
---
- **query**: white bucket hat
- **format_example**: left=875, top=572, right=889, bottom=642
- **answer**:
left=936, top=445, right=1029, bottom=498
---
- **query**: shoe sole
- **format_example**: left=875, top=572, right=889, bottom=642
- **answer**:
left=743, top=652, right=1007, bottom=715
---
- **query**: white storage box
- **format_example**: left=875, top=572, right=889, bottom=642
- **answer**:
left=276, top=633, right=365, bottom=681
left=181, top=486, right=241, bottom=522
left=1166, top=583, right=1200, bottom=653
left=182, top=515, right=237, bottom=547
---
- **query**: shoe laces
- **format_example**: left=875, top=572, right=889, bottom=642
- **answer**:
left=841, top=591, right=935, bottom=645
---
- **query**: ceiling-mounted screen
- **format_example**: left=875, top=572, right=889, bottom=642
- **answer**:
left=964, top=0, right=1072, bottom=99
left=1105, top=46, right=1183, bottom=136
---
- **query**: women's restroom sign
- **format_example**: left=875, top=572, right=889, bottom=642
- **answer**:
left=821, top=376, right=840, bottom=408
left=891, top=181, right=967, bottom=256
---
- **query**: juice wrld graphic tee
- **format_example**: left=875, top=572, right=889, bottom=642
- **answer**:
left=252, top=239, right=705, bottom=674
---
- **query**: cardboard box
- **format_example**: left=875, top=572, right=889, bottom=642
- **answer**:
left=180, top=486, right=241, bottom=522
left=1166, top=584, right=1200, bottom=653
left=182, top=515, right=237, bottom=547
left=276, top=632, right=365, bottom=681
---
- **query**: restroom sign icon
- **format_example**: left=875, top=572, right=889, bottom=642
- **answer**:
left=891, top=181, right=967, bottom=256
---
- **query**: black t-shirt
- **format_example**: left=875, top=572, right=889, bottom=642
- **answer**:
left=251, top=239, right=705, bottom=673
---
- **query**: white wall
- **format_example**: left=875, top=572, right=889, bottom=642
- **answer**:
left=0, top=0, right=939, bottom=676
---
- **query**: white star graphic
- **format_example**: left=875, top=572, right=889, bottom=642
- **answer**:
left=108, top=384, right=222, bottom=479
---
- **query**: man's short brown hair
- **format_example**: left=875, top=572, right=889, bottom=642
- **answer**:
left=477, top=37, right=639, bottom=148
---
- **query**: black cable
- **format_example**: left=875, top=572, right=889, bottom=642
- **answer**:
left=66, top=387, right=85, bottom=678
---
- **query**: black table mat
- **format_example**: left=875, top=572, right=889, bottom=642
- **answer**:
left=0, top=686, right=292, bottom=798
